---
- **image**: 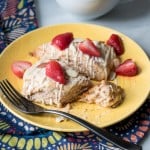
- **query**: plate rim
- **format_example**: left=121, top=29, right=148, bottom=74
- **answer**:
left=0, top=23, right=150, bottom=132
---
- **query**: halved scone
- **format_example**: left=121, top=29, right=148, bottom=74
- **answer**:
left=22, top=59, right=91, bottom=107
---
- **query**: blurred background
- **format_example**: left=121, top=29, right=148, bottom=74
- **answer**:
left=35, top=0, right=150, bottom=57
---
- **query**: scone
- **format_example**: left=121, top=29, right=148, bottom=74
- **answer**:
left=22, top=59, right=91, bottom=107
left=79, top=80, right=125, bottom=108
left=34, top=38, right=120, bottom=81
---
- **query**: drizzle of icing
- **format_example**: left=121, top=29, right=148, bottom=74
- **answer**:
left=55, top=82, right=63, bottom=103
left=37, top=38, right=117, bottom=81
left=65, top=48, right=69, bottom=63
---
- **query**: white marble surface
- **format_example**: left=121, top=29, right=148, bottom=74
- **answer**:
left=35, top=0, right=150, bottom=149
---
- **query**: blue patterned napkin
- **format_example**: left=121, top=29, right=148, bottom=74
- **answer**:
left=0, top=0, right=150, bottom=149
left=0, top=0, right=37, bottom=53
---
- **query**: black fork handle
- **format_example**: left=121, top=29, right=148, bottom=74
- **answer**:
left=43, top=110, right=142, bottom=150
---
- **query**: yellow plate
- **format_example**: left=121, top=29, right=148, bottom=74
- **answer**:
left=0, top=23, right=150, bottom=132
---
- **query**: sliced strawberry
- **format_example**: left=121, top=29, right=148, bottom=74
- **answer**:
left=45, top=60, right=66, bottom=84
left=51, top=32, right=74, bottom=50
left=115, top=59, right=138, bottom=76
left=78, top=38, right=101, bottom=57
left=107, top=34, right=124, bottom=56
left=11, top=61, right=32, bottom=78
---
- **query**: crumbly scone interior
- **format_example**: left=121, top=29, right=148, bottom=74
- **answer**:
left=79, top=80, right=125, bottom=108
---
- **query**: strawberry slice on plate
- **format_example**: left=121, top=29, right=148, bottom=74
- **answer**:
left=45, top=60, right=66, bottom=84
left=107, top=34, right=124, bottom=56
left=11, top=61, right=32, bottom=78
left=78, top=38, right=101, bottom=57
left=115, top=59, right=138, bottom=76
left=51, top=32, right=74, bottom=50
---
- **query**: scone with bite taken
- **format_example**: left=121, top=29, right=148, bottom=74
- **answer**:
left=22, top=59, right=91, bottom=107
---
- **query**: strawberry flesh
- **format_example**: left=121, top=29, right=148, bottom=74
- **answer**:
left=107, top=34, right=124, bottom=56
left=115, top=59, right=138, bottom=76
left=51, top=32, right=73, bottom=50
left=78, top=38, right=101, bottom=57
left=11, top=61, right=32, bottom=78
left=45, top=60, right=66, bottom=84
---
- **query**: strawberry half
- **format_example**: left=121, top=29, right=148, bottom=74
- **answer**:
left=51, top=32, right=73, bottom=50
left=78, top=38, right=101, bottom=57
left=11, top=61, right=32, bottom=78
left=115, top=59, right=138, bottom=76
left=45, top=60, right=66, bottom=84
left=107, top=34, right=124, bottom=56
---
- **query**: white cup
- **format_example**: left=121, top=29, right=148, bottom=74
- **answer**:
left=55, top=0, right=120, bottom=19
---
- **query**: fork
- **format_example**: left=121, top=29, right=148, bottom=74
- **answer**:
left=0, top=79, right=142, bottom=150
